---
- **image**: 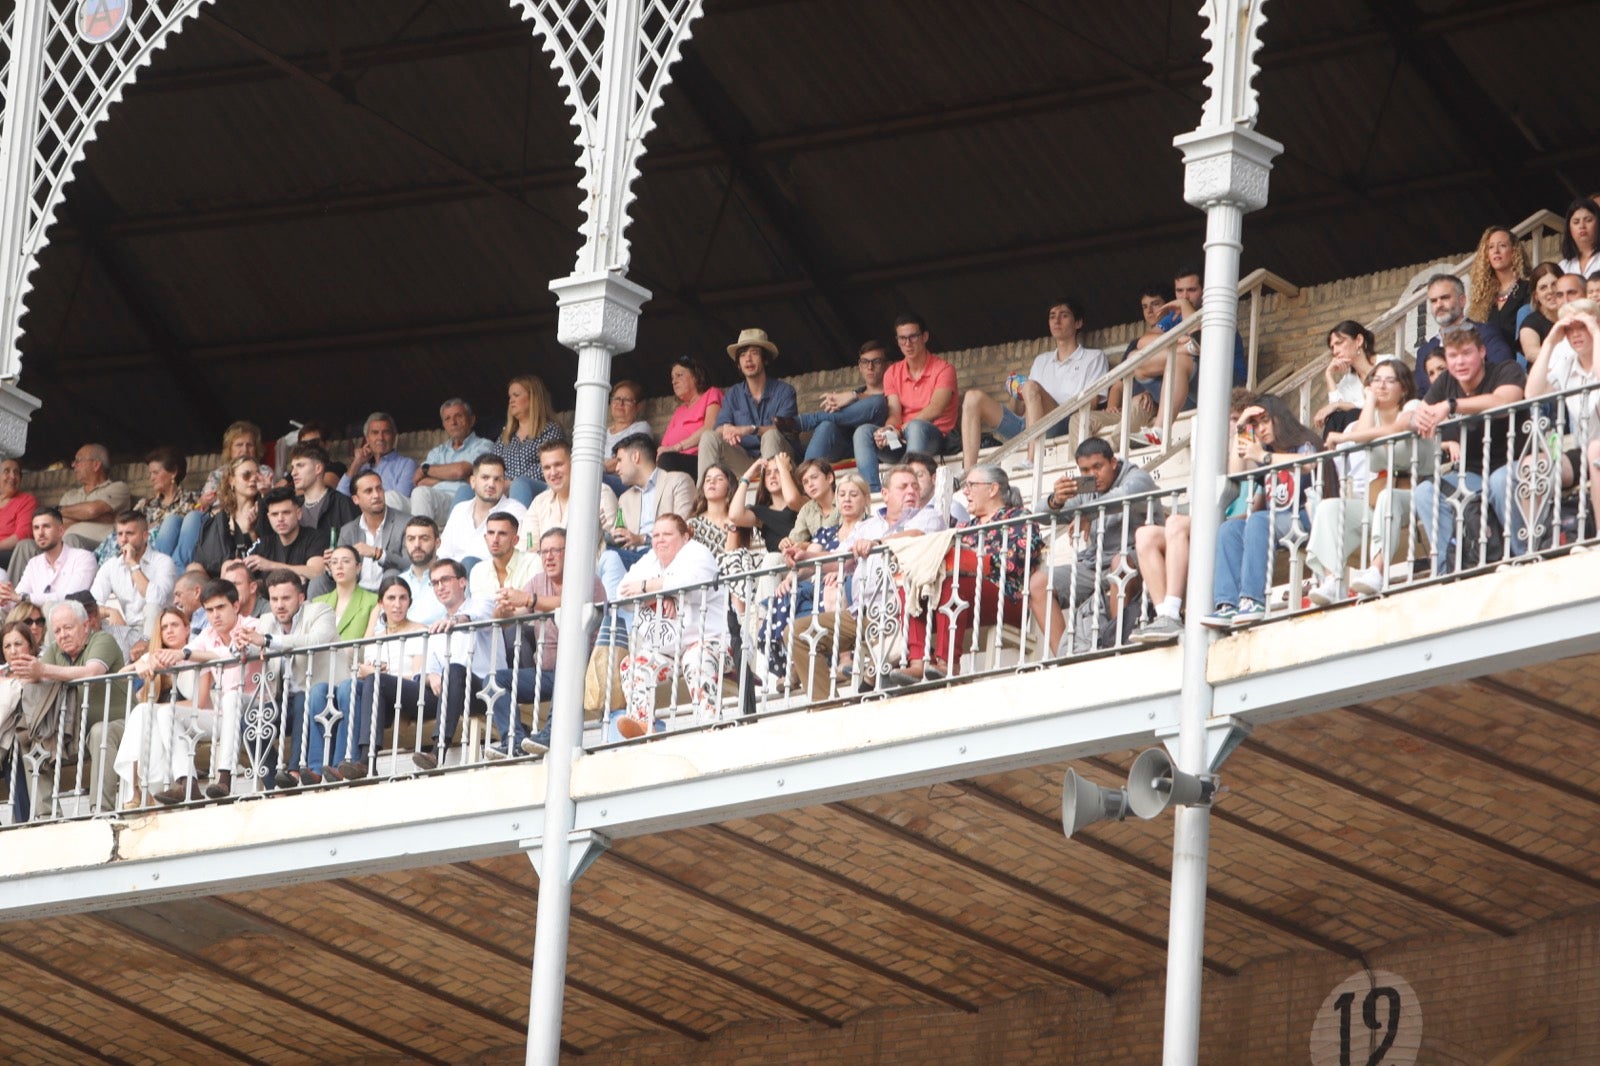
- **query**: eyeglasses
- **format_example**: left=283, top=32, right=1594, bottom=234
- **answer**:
left=858, top=357, right=886, bottom=367
left=610, top=396, right=639, bottom=405
left=961, top=479, right=994, bottom=491
left=895, top=333, right=923, bottom=345
left=430, top=576, right=464, bottom=588
left=538, top=547, right=564, bottom=557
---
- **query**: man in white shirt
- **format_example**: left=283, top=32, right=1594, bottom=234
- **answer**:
left=90, top=511, right=176, bottom=633
left=413, top=558, right=519, bottom=767
left=397, top=515, right=446, bottom=624
left=959, top=298, right=1108, bottom=471
left=523, top=438, right=619, bottom=550
left=230, top=570, right=337, bottom=788
left=468, top=512, right=540, bottom=601
left=440, top=454, right=528, bottom=569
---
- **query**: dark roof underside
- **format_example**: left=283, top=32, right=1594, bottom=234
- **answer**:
left=16, top=0, right=1596, bottom=459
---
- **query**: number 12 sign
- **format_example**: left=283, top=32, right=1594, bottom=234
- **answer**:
left=1309, top=969, right=1422, bottom=1066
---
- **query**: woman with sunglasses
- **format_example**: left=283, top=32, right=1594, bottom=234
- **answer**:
left=655, top=357, right=722, bottom=476
left=1307, top=358, right=1424, bottom=603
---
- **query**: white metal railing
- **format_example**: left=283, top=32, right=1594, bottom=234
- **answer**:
left=1202, top=381, right=1598, bottom=628
left=1273, top=208, right=1567, bottom=425
left=0, top=612, right=561, bottom=824
left=987, top=268, right=1301, bottom=481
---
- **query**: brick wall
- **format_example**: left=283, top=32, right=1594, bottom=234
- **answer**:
left=563, top=905, right=1600, bottom=1064
left=16, top=258, right=1454, bottom=506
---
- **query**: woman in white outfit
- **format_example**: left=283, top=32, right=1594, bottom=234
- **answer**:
left=113, top=607, right=198, bottom=806
left=1306, top=358, right=1427, bottom=602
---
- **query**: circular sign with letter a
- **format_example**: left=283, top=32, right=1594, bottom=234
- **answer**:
left=1309, top=969, right=1421, bottom=1066
left=77, top=0, right=132, bottom=45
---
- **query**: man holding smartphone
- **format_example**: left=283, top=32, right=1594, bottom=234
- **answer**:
left=1027, top=438, right=1164, bottom=656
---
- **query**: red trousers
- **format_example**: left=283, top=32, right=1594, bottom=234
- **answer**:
left=905, top=570, right=1025, bottom=674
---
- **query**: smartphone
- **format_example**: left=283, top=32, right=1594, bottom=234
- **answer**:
left=1076, top=475, right=1097, bottom=494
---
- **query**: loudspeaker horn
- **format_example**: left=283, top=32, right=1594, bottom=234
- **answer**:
left=1126, top=747, right=1214, bottom=819
left=1061, top=769, right=1129, bottom=838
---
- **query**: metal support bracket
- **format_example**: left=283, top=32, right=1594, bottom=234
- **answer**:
left=1157, top=716, right=1252, bottom=776
left=524, top=829, right=612, bottom=885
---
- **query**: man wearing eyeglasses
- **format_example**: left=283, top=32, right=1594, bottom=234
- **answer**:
left=778, top=340, right=891, bottom=463
left=853, top=315, right=959, bottom=491
left=413, top=558, right=519, bottom=767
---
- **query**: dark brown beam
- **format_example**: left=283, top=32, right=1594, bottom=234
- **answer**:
left=603, top=849, right=981, bottom=1013
left=965, top=778, right=1367, bottom=962
left=207, top=896, right=531, bottom=1044
left=704, top=824, right=1116, bottom=995
left=91, top=913, right=452, bottom=1064
left=1241, top=739, right=1600, bottom=895
left=332, top=875, right=699, bottom=1045
left=1207, top=806, right=1515, bottom=939
left=0, top=940, right=271, bottom=1066
left=459, top=863, right=844, bottom=1029
left=0, top=999, right=137, bottom=1065
left=829, top=801, right=1235, bottom=976
left=1344, top=703, right=1600, bottom=809
left=1471, top=677, right=1600, bottom=736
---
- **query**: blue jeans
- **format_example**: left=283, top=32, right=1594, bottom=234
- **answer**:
left=424, top=663, right=519, bottom=755
left=853, top=419, right=947, bottom=492
left=994, top=406, right=1072, bottom=442
left=495, top=666, right=556, bottom=746
left=1487, top=461, right=1540, bottom=556
left=1413, top=470, right=1510, bottom=573
left=508, top=475, right=548, bottom=507
left=152, top=510, right=206, bottom=569
left=801, top=395, right=888, bottom=462
left=1212, top=509, right=1307, bottom=608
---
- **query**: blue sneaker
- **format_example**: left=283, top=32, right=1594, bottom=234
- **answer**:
left=519, top=728, right=551, bottom=756
left=1200, top=605, right=1238, bottom=628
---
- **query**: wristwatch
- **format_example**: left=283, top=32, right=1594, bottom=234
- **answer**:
left=181, top=647, right=192, bottom=660
left=1447, top=397, right=1459, bottom=416
left=421, top=463, right=431, bottom=476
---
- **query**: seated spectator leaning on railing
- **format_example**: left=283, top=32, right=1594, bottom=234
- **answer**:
left=1028, top=438, right=1164, bottom=656
left=889, top=465, right=1044, bottom=685
left=468, top=512, right=539, bottom=602
left=9, top=599, right=127, bottom=814
left=615, top=513, right=727, bottom=739
left=781, top=340, right=890, bottom=464
left=1203, top=396, right=1329, bottom=626
left=413, top=557, right=523, bottom=767
left=491, top=525, right=607, bottom=756
left=1409, top=324, right=1526, bottom=576
left=1410, top=273, right=1517, bottom=395
left=235, top=569, right=337, bottom=789
left=788, top=465, right=946, bottom=699
left=1509, top=299, right=1600, bottom=553
left=697, top=328, right=801, bottom=481
left=854, top=316, right=958, bottom=492
left=409, top=398, right=493, bottom=527
left=960, top=297, right=1108, bottom=472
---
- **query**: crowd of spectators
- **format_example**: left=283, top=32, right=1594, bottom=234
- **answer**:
left=3, top=197, right=1599, bottom=818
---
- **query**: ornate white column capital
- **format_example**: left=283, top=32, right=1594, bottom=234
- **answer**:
left=1172, top=126, right=1283, bottom=213
left=0, top=381, right=42, bottom=458
left=548, top=271, right=652, bottom=354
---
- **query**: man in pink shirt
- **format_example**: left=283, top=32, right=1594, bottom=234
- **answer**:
left=852, top=315, right=958, bottom=491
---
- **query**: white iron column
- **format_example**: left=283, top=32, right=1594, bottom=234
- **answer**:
left=0, top=1, right=47, bottom=453
left=1163, top=3, right=1279, bottom=1061
left=1165, top=125, right=1281, bottom=1066
left=525, top=271, right=648, bottom=1064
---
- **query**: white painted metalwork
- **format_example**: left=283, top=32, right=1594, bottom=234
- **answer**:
left=1162, top=4, right=1281, bottom=1065
left=0, top=0, right=211, bottom=451
left=506, top=0, right=705, bottom=1059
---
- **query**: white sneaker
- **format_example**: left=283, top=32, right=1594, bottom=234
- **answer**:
left=1348, top=567, right=1384, bottom=598
left=1307, top=575, right=1343, bottom=607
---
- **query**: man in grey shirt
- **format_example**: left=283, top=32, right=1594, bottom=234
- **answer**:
left=1028, top=437, right=1164, bottom=655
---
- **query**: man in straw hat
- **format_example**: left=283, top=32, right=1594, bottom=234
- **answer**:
left=697, top=328, right=800, bottom=480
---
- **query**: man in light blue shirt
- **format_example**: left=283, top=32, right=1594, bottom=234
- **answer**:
left=696, top=328, right=800, bottom=479
left=337, top=411, right=418, bottom=514
left=408, top=398, right=493, bottom=526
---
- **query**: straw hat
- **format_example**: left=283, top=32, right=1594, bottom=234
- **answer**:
left=726, top=328, right=779, bottom=361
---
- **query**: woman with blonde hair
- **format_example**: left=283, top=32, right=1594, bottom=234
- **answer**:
left=113, top=606, right=198, bottom=807
left=198, top=420, right=274, bottom=512
left=1466, top=225, right=1529, bottom=348
left=493, top=375, right=566, bottom=505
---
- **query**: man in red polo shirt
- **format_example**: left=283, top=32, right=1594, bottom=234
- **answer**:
left=852, top=314, right=958, bottom=491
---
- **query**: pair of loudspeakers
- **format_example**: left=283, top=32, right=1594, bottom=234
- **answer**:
left=1061, top=748, right=1214, bottom=838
